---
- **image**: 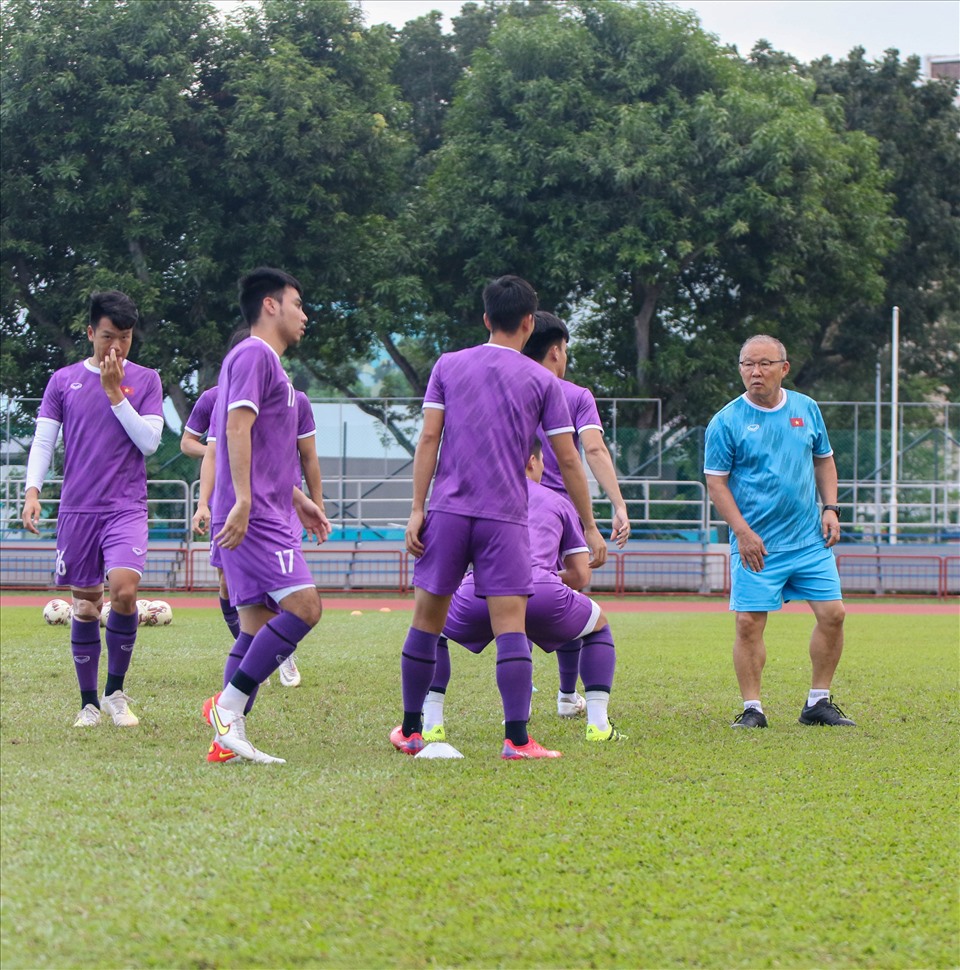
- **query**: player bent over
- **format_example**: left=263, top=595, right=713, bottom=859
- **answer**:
left=202, top=268, right=330, bottom=765
left=422, top=439, right=626, bottom=744
left=390, top=275, right=607, bottom=761
left=22, top=290, right=163, bottom=727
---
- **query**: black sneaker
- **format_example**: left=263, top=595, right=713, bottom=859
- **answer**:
left=798, top=696, right=856, bottom=726
left=731, top=708, right=768, bottom=728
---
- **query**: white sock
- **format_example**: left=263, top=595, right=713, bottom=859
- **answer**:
left=807, top=689, right=830, bottom=708
left=585, top=690, right=610, bottom=731
left=218, top=683, right=249, bottom=715
left=744, top=700, right=763, bottom=713
left=558, top=690, right=578, bottom=702
left=422, top=690, right=445, bottom=732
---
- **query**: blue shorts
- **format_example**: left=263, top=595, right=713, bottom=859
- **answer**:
left=55, top=508, right=148, bottom=588
left=413, top=510, right=533, bottom=597
left=730, top=543, right=842, bottom=612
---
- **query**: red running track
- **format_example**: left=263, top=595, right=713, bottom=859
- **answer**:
left=2, top=592, right=956, bottom=614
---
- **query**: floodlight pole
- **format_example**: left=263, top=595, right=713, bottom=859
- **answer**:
left=890, top=306, right=900, bottom=545
left=875, top=361, right=882, bottom=538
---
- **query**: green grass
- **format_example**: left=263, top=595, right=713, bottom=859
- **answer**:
left=1, top=603, right=958, bottom=969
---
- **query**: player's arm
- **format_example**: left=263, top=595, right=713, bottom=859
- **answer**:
left=100, top=351, right=163, bottom=455
left=559, top=549, right=591, bottom=592
left=580, top=427, right=630, bottom=548
left=192, top=440, right=215, bottom=536
left=406, top=406, right=444, bottom=558
left=214, top=406, right=255, bottom=550
left=550, top=431, right=607, bottom=568
left=814, top=454, right=841, bottom=548
left=706, top=473, right=767, bottom=572
left=292, top=486, right=331, bottom=544
left=296, top=435, right=331, bottom=544
left=22, top=417, right=61, bottom=535
left=180, top=429, right=207, bottom=459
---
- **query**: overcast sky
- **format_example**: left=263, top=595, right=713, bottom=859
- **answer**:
left=356, top=0, right=959, bottom=64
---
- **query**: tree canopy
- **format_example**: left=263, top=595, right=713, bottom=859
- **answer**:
left=2, top=0, right=956, bottom=438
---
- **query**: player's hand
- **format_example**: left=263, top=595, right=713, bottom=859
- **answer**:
left=584, top=524, right=607, bottom=568
left=298, top=501, right=332, bottom=545
left=822, top=509, right=840, bottom=548
left=22, top=495, right=42, bottom=535
left=611, top=507, right=630, bottom=549
left=736, top=528, right=767, bottom=572
left=214, top=501, right=250, bottom=550
left=99, top=348, right=125, bottom=403
left=405, top=510, right=426, bottom=558
left=192, top=503, right=211, bottom=536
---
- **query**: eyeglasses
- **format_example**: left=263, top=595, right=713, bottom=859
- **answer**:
left=739, top=359, right=786, bottom=370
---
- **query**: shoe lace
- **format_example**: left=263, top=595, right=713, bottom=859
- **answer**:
left=827, top=697, right=849, bottom=718
left=111, top=692, right=134, bottom=712
left=227, top=712, right=249, bottom=742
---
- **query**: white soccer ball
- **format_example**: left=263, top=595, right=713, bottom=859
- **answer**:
left=136, top=598, right=152, bottom=626
left=100, top=601, right=112, bottom=627
left=147, top=600, right=173, bottom=626
left=42, top=598, right=71, bottom=625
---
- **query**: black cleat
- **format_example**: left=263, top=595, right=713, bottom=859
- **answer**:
left=731, top=707, right=768, bottom=728
left=799, top=696, right=856, bottom=726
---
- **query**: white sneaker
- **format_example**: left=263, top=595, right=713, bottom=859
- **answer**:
left=557, top=691, right=586, bottom=718
left=101, top=690, right=140, bottom=727
left=73, top=704, right=101, bottom=728
left=278, top=656, right=301, bottom=688
left=207, top=697, right=285, bottom=764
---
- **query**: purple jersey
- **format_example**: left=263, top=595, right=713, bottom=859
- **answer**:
left=423, top=344, right=573, bottom=525
left=526, top=479, right=588, bottom=580
left=184, top=386, right=219, bottom=438
left=37, top=359, right=163, bottom=511
left=211, top=337, right=296, bottom=526
left=539, top=380, right=603, bottom=494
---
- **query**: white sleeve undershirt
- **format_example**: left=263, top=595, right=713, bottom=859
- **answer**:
left=111, top=398, right=164, bottom=456
left=25, top=418, right=61, bottom=494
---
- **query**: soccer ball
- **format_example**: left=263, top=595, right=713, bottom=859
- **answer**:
left=42, top=598, right=71, bottom=625
left=100, top=601, right=111, bottom=627
left=147, top=600, right=173, bottom=626
left=136, top=598, right=152, bottom=625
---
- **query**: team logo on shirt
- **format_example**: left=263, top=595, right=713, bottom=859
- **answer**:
left=70, top=382, right=83, bottom=390
left=790, top=417, right=805, bottom=427
left=132, top=547, right=145, bottom=555
left=747, top=424, right=760, bottom=432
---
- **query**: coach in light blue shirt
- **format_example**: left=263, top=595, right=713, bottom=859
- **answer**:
left=704, top=334, right=856, bottom=730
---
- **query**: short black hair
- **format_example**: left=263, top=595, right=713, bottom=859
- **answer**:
left=523, top=310, right=570, bottom=362
left=529, top=435, right=543, bottom=459
left=238, top=267, right=303, bottom=326
left=482, top=275, right=538, bottom=334
left=89, top=290, right=138, bottom=330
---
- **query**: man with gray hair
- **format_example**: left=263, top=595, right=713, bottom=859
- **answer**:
left=704, top=335, right=855, bottom=728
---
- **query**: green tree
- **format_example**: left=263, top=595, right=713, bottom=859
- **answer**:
left=1, top=0, right=226, bottom=417
left=797, top=48, right=960, bottom=402
left=422, top=0, right=898, bottom=431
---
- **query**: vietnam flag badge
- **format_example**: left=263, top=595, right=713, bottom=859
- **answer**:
left=790, top=417, right=804, bottom=427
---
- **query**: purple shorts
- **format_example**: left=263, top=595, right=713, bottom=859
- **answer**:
left=54, top=507, right=148, bottom=588
left=413, top=510, right=533, bottom=597
left=444, top=573, right=600, bottom=653
left=217, top=515, right=314, bottom=609
left=209, top=536, right=223, bottom=569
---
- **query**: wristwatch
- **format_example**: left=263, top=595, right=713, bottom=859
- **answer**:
left=821, top=505, right=841, bottom=518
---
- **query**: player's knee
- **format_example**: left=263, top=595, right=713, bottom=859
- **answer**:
left=735, top=611, right=766, bottom=638
left=72, top=595, right=101, bottom=622
left=288, top=588, right=322, bottom=627
left=818, top=601, right=845, bottom=629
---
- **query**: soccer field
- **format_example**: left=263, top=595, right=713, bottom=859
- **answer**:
left=1, top=601, right=957, bottom=969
